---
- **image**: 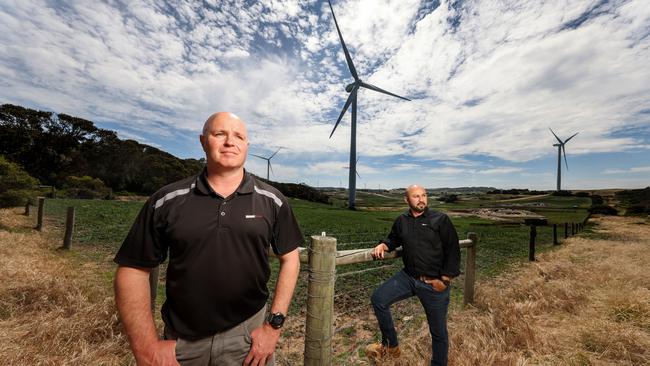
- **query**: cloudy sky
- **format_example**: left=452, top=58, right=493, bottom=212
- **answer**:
left=1, top=0, right=649, bottom=190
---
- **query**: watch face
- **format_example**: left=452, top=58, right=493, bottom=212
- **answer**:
left=268, top=312, right=285, bottom=329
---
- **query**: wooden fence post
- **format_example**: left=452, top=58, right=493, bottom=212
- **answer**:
left=62, top=206, right=75, bottom=249
left=149, top=266, right=160, bottom=312
left=571, top=223, right=575, bottom=235
left=564, top=223, right=568, bottom=238
left=36, top=197, right=45, bottom=231
left=24, top=202, right=30, bottom=216
left=304, top=235, right=336, bottom=366
left=528, top=225, right=537, bottom=261
left=553, top=224, right=558, bottom=245
left=463, top=233, right=478, bottom=306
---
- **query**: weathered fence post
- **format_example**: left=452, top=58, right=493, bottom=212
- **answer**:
left=149, top=266, right=160, bottom=312
left=24, top=202, right=30, bottom=216
left=304, top=235, right=336, bottom=366
left=36, top=197, right=45, bottom=231
left=463, top=233, right=478, bottom=306
left=525, top=219, right=546, bottom=262
left=528, top=225, right=537, bottom=261
left=553, top=224, right=558, bottom=245
left=62, top=206, right=75, bottom=249
left=564, top=223, right=568, bottom=238
left=571, top=223, right=575, bottom=235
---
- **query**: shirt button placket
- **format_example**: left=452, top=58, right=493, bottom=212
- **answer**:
left=218, top=201, right=226, bottom=225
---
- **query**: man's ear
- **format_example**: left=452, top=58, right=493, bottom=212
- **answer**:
left=403, top=196, right=408, bottom=204
left=199, top=134, right=206, bottom=152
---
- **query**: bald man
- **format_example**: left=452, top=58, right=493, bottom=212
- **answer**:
left=114, top=112, right=302, bottom=366
left=367, top=184, right=460, bottom=366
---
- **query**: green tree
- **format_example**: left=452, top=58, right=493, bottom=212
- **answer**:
left=0, top=155, right=40, bottom=207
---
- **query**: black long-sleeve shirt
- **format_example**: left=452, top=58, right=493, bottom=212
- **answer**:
left=382, top=207, right=461, bottom=278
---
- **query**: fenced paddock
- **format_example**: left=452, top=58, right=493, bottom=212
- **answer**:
left=28, top=198, right=588, bottom=364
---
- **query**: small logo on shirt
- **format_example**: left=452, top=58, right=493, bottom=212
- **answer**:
left=421, top=223, right=428, bottom=226
left=245, top=214, right=263, bottom=219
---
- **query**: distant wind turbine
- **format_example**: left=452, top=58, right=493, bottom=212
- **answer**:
left=343, top=157, right=361, bottom=179
left=327, top=0, right=410, bottom=210
left=251, top=148, right=282, bottom=181
left=549, top=128, right=579, bottom=191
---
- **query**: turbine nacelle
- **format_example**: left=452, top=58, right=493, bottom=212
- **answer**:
left=345, top=82, right=358, bottom=93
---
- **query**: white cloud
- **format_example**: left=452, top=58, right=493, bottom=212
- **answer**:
left=603, top=166, right=650, bottom=174
left=1, top=0, right=649, bottom=189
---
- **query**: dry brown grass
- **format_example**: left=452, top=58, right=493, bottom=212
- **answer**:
left=0, top=208, right=132, bottom=365
left=441, top=215, right=649, bottom=365
left=2, top=207, right=649, bottom=366
left=276, top=215, right=650, bottom=365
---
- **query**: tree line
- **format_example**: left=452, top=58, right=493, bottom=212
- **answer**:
left=0, top=103, right=331, bottom=205
left=0, top=103, right=204, bottom=195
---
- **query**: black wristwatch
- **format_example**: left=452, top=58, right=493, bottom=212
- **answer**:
left=266, top=312, right=286, bottom=329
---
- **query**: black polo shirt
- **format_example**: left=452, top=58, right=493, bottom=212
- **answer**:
left=382, top=207, right=460, bottom=279
left=114, top=169, right=303, bottom=338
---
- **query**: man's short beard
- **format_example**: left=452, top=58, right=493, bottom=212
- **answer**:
left=411, top=204, right=426, bottom=213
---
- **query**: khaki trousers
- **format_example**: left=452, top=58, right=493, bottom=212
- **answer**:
left=165, top=306, right=274, bottom=366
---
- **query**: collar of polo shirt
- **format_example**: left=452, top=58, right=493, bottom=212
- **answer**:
left=195, top=168, right=254, bottom=197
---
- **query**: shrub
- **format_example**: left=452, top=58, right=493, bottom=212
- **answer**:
left=62, top=176, right=112, bottom=199
left=0, top=155, right=40, bottom=207
left=627, top=205, right=650, bottom=215
left=440, top=194, right=458, bottom=203
left=588, top=205, right=618, bottom=215
left=615, top=187, right=650, bottom=216
left=552, top=190, right=574, bottom=197
left=591, top=195, right=604, bottom=205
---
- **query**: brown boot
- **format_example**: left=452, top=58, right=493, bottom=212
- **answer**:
left=365, top=342, right=401, bottom=363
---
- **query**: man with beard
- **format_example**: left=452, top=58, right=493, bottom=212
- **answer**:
left=366, top=184, right=460, bottom=366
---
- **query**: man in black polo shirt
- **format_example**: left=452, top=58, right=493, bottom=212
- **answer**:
left=114, top=112, right=302, bottom=366
left=366, top=184, right=460, bottom=366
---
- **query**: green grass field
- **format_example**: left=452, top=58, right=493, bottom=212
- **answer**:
left=40, top=194, right=590, bottom=316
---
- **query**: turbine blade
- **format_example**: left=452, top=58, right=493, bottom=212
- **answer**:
left=251, top=153, right=266, bottom=160
left=562, top=144, right=569, bottom=170
left=549, top=128, right=562, bottom=144
left=327, top=0, right=358, bottom=80
left=269, top=162, right=275, bottom=177
left=269, top=147, right=282, bottom=159
left=330, top=87, right=358, bottom=138
left=564, top=132, right=579, bottom=144
left=359, top=81, right=410, bottom=101
left=356, top=170, right=361, bottom=179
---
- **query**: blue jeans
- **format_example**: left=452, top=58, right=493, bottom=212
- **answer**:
left=371, top=270, right=450, bottom=366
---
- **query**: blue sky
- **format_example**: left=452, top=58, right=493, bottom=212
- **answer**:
left=1, top=0, right=649, bottom=190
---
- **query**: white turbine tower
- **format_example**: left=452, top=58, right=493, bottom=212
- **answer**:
left=327, top=0, right=410, bottom=209
left=549, top=128, right=579, bottom=192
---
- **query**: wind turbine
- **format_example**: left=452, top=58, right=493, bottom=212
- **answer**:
left=327, top=0, right=410, bottom=210
left=549, top=128, right=579, bottom=192
left=343, top=157, right=361, bottom=179
left=251, top=148, right=282, bottom=181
